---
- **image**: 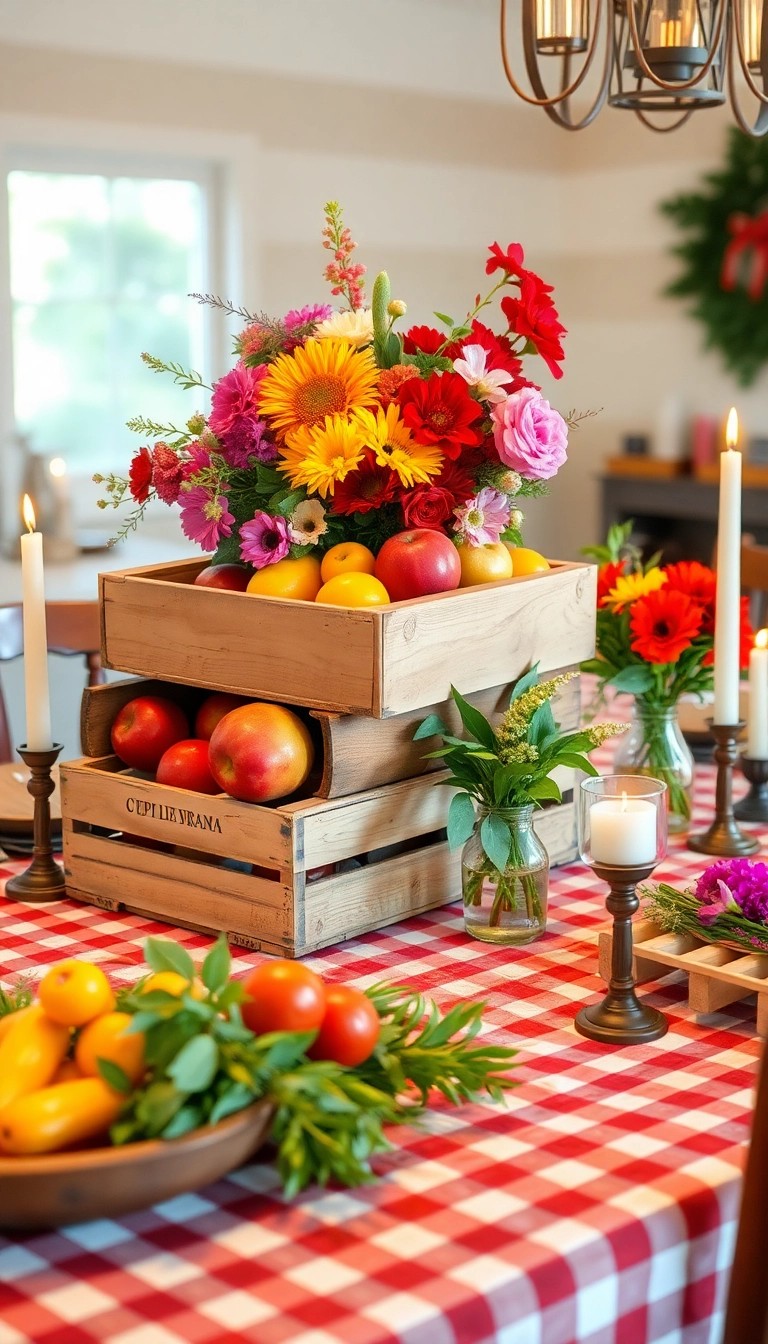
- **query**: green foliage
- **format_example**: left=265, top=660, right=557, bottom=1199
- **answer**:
left=401, top=351, right=453, bottom=376
left=581, top=520, right=636, bottom=567
left=0, top=978, right=34, bottom=1019
left=111, top=934, right=518, bottom=1195
left=661, top=128, right=768, bottom=386
left=141, top=351, right=211, bottom=392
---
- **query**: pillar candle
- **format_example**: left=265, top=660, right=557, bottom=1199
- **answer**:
left=589, top=794, right=657, bottom=866
left=713, top=410, right=742, bottom=726
left=748, top=629, right=768, bottom=759
left=20, top=494, right=52, bottom=751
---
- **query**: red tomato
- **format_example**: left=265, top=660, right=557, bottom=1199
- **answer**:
left=241, top=961, right=326, bottom=1035
left=308, top=985, right=380, bottom=1067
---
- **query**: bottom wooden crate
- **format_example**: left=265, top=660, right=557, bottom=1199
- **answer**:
left=61, top=756, right=577, bottom=956
left=599, top=919, right=768, bottom=1035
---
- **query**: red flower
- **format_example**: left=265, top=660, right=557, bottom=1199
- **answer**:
left=431, top=455, right=478, bottom=502
left=501, top=272, right=566, bottom=380
left=402, top=326, right=444, bottom=356
left=597, top=560, right=627, bottom=606
left=664, top=560, right=717, bottom=622
left=447, top=320, right=533, bottom=393
left=128, top=446, right=153, bottom=504
left=401, top=485, right=455, bottom=531
left=630, top=589, right=704, bottom=665
left=486, top=241, right=525, bottom=276
left=396, top=372, right=483, bottom=460
left=331, top=451, right=399, bottom=515
left=151, top=443, right=184, bottom=506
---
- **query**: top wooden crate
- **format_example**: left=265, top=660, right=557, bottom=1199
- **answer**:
left=100, top=557, right=596, bottom=719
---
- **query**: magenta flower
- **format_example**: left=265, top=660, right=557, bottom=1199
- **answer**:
left=219, top=414, right=278, bottom=468
left=283, top=303, right=333, bottom=332
left=453, top=487, right=511, bottom=547
left=695, top=859, right=768, bottom=924
left=492, top=387, right=568, bottom=481
left=179, top=486, right=234, bottom=553
left=240, top=511, right=291, bottom=569
left=209, top=362, right=268, bottom=437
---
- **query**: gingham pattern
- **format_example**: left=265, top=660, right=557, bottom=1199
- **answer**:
left=0, top=744, right=761, bottom=1344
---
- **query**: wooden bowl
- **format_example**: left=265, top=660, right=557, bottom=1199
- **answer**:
left=0, top=1099, right=273, bottom=1230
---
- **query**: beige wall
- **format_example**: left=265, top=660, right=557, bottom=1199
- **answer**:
left=0, top=19, right=760, bottom=560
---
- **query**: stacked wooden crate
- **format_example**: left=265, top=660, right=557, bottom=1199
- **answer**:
left=60, top=556, right=596, bottom=956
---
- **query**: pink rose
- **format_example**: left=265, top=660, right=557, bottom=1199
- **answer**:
left=491, top=387, right=567, bottom=481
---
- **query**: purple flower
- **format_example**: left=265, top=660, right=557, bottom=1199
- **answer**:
left=491, top=387, right=568, bottom=482
left=695, top=859, right=768, bottom=924
left=283, top=303, right=333, bottom=332
left=219, top=414, right=278, bottom=468
left=696, top=879, right=741, bottom=926
left=208, top=362, right=268, bottom=437
left=179, top=486, right=234, bottom=554
left=240, top=511, right=291, bottom=569
left=453, top=487, right=511, bottom=547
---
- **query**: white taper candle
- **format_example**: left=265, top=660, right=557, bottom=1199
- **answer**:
left=713, top=409, right=742, bottom=726
left=20, top=494, right=52, bottom=751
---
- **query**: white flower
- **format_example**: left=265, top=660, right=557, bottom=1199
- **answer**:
left=288, top=498, right=327, bottom=545
left=453, top=344, right=513, bottom=405
left=313, top=308, right=374, bottom=347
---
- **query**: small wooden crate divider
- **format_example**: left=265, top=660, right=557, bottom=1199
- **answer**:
left=599, top=920, right=768, bottom=1034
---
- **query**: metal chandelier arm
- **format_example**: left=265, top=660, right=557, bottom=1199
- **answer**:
left=500, top=0, right=609, bottom=108
left=727, top=22, right=768, bottom=134
left=624, top=0, right=728, bottom=90
left=730, top=0, right=768, bottom=107
left=633, top=107, right=696, bottom=128
left=522, top=2, right=613, bottom=126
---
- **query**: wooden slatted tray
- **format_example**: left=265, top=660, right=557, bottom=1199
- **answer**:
left=99, top=557, right=596, bottom=718
left=599, top=919, right=768, bottom=1034
left=61, top=757, right=578, bottom=958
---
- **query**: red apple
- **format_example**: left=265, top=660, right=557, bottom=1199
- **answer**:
left=208, top=703, right=314, bottom=803
left=374, top=528, right=461, bottom=602
left=195, top=692, right=251, bottom=741
left=194, top=564, right=251, bottom=592
left=110, top=696, right=188, bottom=772
left=156, top=739, right=221, bottom=795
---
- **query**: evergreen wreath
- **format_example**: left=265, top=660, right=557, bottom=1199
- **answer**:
left=661, top=129, right=768, bottom=387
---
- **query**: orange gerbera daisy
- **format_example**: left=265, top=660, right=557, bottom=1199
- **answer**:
left=258, top=338, right=379, bottom=441
left=630, top=588, right=704, bottom=665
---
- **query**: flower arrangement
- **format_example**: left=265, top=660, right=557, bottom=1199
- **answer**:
left=97, top=203, right=581, bottom=566
left=581, top=521, right=753, bottom=824
left=415, top=668, right=624, bottom=934
left=644, top=859, right=768, bottom=954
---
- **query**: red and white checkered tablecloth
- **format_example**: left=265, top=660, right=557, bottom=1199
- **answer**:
left=0, top=741, right=762, bottom=1344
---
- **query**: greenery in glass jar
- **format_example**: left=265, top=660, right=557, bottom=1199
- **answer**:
left=414, top=667, right=624, bottom=875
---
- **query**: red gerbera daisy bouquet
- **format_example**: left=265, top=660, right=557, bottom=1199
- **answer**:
left=582, top=522, right=753, bottom=829
left=96, top=202, right=581, bottom=593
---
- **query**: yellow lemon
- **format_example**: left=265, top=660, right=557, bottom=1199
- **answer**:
left=321, top=542, right=376, bottom=582
left=141, top=971, right=206, bottom=1000
left=246, top=555, right=322, bottom=602
left=315, top=573, right=390, bottom=607
left=458, top=542, right=514, bottom=588
left=504, top=545, right=551, bottom=576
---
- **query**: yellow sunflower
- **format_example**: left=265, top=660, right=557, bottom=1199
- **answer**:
left=603, top=568, right=667, bottom=611
left=352, top=404, right=443, bottom=488
left=280, top=414, right=367, bottom=498
left=258, top=338, right=379, bottom=441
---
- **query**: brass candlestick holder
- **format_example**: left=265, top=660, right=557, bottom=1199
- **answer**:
left=734, top=754, right=768, bottom=824
left=688, top=722, right=760, bottom=856
left=4, top=744, right=66, bottom=903
left=575, top=860, right=668, bottom=1044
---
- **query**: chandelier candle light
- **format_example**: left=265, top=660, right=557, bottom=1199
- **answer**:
left=690, top=410, right=759, bottom=855
left=5, top=495, right=66, bottom=903
left=576, top=775, right=669, bottom=1044
left=735, top=628, right=768, bottom=822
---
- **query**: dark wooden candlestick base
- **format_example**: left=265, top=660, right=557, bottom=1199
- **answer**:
left=734, top=754, right=768, bottom=824
left=4, top=744, right=66, bottom=903
left=575, top=860, right=668, bottom=1045
left=688, top=722, right=759, bottom=856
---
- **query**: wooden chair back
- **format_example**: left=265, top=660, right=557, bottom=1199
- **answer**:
left=741, top=535, right=768, bottom=630
left=723, top=1045, right=768, bottom=1343
left=0, top=601, right=103, bottom=763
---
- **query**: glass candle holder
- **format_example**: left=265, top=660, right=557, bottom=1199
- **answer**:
left=579, top=774, right=668, bottom=869
left=575, top=774, right=669, bottom=1045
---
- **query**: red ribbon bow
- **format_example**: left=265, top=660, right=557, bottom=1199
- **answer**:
left=721, top=208, right=768, bottom=302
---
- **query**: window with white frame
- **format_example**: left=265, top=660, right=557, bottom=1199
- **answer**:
left=7, top=163, right=214, bottom=488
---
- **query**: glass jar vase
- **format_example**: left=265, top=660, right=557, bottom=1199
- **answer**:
left=461, top=805, right=549, bottom=945
left=612, top=703, right=694, bottom=834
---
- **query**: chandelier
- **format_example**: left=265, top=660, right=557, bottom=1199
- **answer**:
left=499, top=0, right=768, bottom=134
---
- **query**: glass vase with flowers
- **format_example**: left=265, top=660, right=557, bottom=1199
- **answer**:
left=582, top=522, right=753, bottom=833
left=415, top=669, right=625, bottom=944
